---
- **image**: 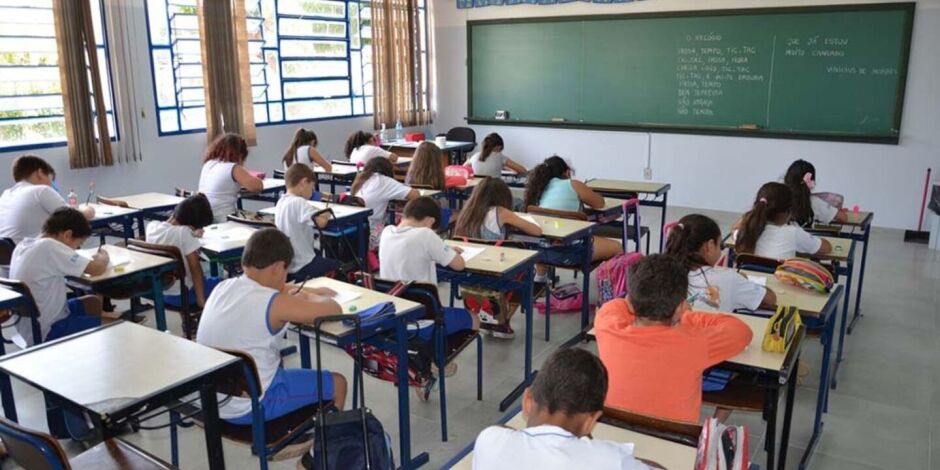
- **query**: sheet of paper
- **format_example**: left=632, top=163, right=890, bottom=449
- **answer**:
left=455, top=245, right=486, bottom=262
left=78, top=249, right=130, bottom=268
left=331, top=290, right=362, bottom=305
left=518, top=214, right=538, bottom=225
left=747, top=275, right=768, bottom=286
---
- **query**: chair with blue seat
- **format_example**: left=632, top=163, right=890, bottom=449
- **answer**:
left=0, top=416, right=177, bottom=470
left=123, top=240, right=198, bottom=339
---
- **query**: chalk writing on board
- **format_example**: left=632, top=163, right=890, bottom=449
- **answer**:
left=676, top=34, right=763, bottom=118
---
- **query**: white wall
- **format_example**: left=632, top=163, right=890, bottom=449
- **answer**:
left=432, top=0, right=940, bottom=229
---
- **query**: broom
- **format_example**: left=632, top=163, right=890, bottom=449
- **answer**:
left=904, top=167, right=932, bottom=243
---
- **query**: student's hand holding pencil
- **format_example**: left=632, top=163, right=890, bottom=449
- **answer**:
left=94, top=247, right=110, bottom=265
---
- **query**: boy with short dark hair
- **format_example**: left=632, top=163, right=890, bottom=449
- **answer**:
left=197, top=228, right=347, bottom=428
left=9, top=208, right=110, bottom=346
left=273, top=163, right=339, bottom=282
left=379, top=196, right=464, bottom=284
left=595, top=254, right=752, bottom=423
left=473, top=348, right=650, bottom=469
left=0, top=155, right=95, bottom=243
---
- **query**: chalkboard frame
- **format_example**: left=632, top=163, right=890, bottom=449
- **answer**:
left=465, top=2, right=915, bottom=145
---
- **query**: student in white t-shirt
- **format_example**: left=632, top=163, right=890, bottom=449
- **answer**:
left=473, top=348, right=652, bottom=470
left=344, top=130, right=397, bottom=165
left=0, top=155, right=95, bottom=243
left=281, top=127, right=332, bottom=173
left=666, top=214, right=775, bottom=312
left=350, top=157, right=418, bottom=247
left=9, top=208, right=110, bottom=346
left=463, top=133, right=527, bottom=178
left=145, top=194, right=219, bottom=327
left=274, top=164, right=339, bottom=282
left=735, top=182, right=831, bottom=260
left=784, top=159, right=847, bottom=226
left=197, top=133, right=264, bottom=223
left=196, top=228, right=347, bottom=428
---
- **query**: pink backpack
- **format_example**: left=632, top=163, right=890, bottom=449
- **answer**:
left=596, top=252, right=644, bottom=305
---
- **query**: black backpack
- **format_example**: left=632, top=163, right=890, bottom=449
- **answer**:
left=299, top=315, right=395, bottom=470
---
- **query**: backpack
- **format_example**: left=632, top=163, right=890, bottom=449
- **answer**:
left=534, top=282, right=588, bottom=314
left=461, top=283, right=520, bottom=326
left=694, top=418, right=749, bottom=470
left=595, top=251, right=644, bottom=305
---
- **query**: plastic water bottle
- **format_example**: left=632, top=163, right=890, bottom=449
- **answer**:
left=379, top=123, right=387, bottom=145
left=85, top=182, right=96, bottom=205
left=67, top=188, right=78, bottom=207
left=395, top=119, right=403, bottom=142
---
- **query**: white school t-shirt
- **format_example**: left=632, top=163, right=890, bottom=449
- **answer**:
left=689, top=266, right=767, bottom=312
left=145, top=221, right=202, bottom=294
left=356, top=174, right=412, bottom=228
left=472, top=425, right=651, bottom=470
left=274, top=193, right=320, bottom=273
left=0, top=182, right=67, bottom=243
left=198, top=160, right=241, bottom=223
left=349, top=145, right=392, bottom=165
left=753, top=224, right=823, bottom=260
left=466, top=151, right=509, bottom=178
left=9, top=237, right=92, bottom=345
left=811, top=195, right=840, bottom=224
left=196, top=275, right=285, bottom=419
left=379, top=225, right=456, bottom=285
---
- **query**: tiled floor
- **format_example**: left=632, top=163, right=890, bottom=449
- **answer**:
left=2, top=204, right=938, bottom=469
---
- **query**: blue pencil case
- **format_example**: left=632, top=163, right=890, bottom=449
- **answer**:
left=702, top=368, right=733, bottom=392
left=343, top=301, right=396, bottom=328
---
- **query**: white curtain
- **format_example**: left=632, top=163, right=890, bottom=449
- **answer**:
left=102, top=0, right=143, bottom=163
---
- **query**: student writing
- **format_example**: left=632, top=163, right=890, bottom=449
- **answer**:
left=345, top=130, right=397, bottom=165
left=198, top=133, right=263, bottom=223
left=735, top=182, right=831, bottom=260
left=784, top=159, right=846, bottom=226
left=350, top=157, right=418, bottom=248
left=463, top=133, right=526, bottom=178
left=404, top=141, right=445, bottom=189
left=282, top=128, right=332, bottom=173
left=274, top=164, right=340, bottom=282
left=454, top=177, right=541, bottom=241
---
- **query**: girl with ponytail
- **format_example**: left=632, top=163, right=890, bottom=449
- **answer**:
left=734, top=182, right=831, bottom=259
left=666, top=214, right=775, bottom=311
left=282, top=128, right=332, bottom=172
left=463, top=133, right=527, bottom=178
left=783, top=159, right=846, bottom=226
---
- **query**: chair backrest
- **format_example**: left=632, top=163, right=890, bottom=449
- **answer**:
left=272, top=168, right=285, bottom=179
left=126, top=239, right=186, bottom=286
left=175, top=188, right=196, bottom=198
left=0, top=416, right=70, bottom=470
left=445, top=127, right=476, bottom=148
left=335, top=194, right=365, bottom=207
left=0, top=237, right=15, bottom=266
left=733, top=253, right=782, bottom=273
left=213, top=348, right=263, bottom=399
left=370, top=278, right=440, bottom=323
left=601, top=406, right=702, bottom=447
left=525, top=205, right=588, bottom=221
left=95, top=196, right=129, bottom=208
left=227, top=211, right=275, bottom=228
left=0, top=278, right=43, bottom=345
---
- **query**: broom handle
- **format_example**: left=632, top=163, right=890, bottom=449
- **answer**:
left=918, top=168, right=932, bottom=231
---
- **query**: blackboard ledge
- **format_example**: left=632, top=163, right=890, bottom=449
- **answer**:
left=465, top=118, right=900, bottom=145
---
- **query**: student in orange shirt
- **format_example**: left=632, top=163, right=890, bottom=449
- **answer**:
left=594, top=254, right=752, bottom=423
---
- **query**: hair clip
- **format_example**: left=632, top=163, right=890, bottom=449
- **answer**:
left=758, top=197, right=768, bottom=204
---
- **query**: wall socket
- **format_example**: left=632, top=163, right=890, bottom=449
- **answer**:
left=643, top=167, right=652, bottom=180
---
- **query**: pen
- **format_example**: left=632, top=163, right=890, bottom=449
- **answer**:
left=292, top=279, right=308, bottom=295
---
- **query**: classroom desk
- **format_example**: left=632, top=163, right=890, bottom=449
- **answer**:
left=292, top=277, right=430, bottom=470
left=441, top=406, right=698, bottom=470
left=810, top=210, right=874, bottom=335
left=500, top=169, right=527, bottom=188
left=238, top=178, right=285, bottom=207
left=741, top=270, right=843, bottom=470
left=259, top=200, right=373, bottom=269
left=511, top=213, right=597, bottom=344
left=199, top=222, right=258, bottom=277
left=87, top=203, right=141, bottom=242
left=383, top=140, right=476, bottom=164
left=589, top=311, right=804, bottom=470
left=314, top=162, right=360, bottom=194
left=437, top=240, right=539, bottom=412
left=585, top=179, right=671, bottom=250
left=0, top=321, right=242, bottom=470
left=70, top=245, right=176, bottom=332
left=105, top=192, right=185, bottom=238
left=585, top=197, right=646, bottom=252
left=0, top=286, right=26, bottom=421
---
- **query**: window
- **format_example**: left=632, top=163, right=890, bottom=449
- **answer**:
left=0, top=0, right=117, bottom=152
left=145, top=0, right=428, bottom=135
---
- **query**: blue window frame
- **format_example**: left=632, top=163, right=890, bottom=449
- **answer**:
left=0, top=0, right=118, bottom=152
left=145, top=0, right=428, bottom=136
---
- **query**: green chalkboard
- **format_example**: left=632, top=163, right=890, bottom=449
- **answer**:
left=467, top=3, right=914, bottom=144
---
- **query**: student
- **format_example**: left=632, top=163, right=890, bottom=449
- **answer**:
left=145, top=193, right=219, bottom=311
left=380, top=197, right=466, bottom=285
left=9, top=208, right=109, bottom=346
left=196, top=228, right=347, bottom=427
left=350, top=157, right=418, bottom=247
left=784, top=159, right=846, bottom=226
left=523, top=155, right=623, bottom=263
left=735, top=182, right=832, bottom=260
left=197, top=133, right=264, bottom=223
left=463, top=133, right=527, bottom=178
left=454, top=177, right=541, bottom=240
left=0, top=155, right=95, bottom=243
left=404, top=141, right=445, bottom=189
left=595, top=254, right=752, bottom=423
left=274, top=164, right=340, bottom=282
left=473, top=348, right=651, bottom=470
left=282, top=127, right=332, bottom=173
left=345, top=130, right=397, bottom=165
left=665, top=214, right=775, bottom=312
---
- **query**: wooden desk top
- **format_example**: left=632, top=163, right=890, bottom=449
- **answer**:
left=73, top=245, right=174, bottom=284
left=394, top=156, right=413, bottom=166
left=87, top=203, right=140, bottom=221
left=445, top=240, right=539, bottom=276
left=107, top=193, right=184, bottom=211
left=586, top=179, right=670, bottom=195
left=258, top=200, right=372, bottom=220
left=260, top=178, right=286, bottom=191
left=809, top=236, right=852, bottom=262
left=199, top=222, right=258, bottom=255
left=840, top=210, right=873, bottom=227
left=298, top=277, right=422, bottom=338
left=0, top=286, right=22, bottom=306
left=515, top=213, right=596, bottom=240
left=0, top=322, right=238, bottom=416
left=450, top=411, right=696, bottom=470
left=740, top=270, right=833, bottom=315
left=315, top=164, right=359, bottom=177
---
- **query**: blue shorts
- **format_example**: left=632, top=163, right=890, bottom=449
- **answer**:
left=163, top=277, right=221, bottom=309
left=46, top=299, right=101, bottom=342
left=225, top=368, right=335, bottom=425
left=287, top=257, right=340, bottom=283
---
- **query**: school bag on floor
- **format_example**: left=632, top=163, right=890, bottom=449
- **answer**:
left=535, top=282, right=587, bottom=313
left=595, top=251, right=644, bottom=305
left=461, top=283, right=520, bottom=327
left=694, top=417, right=749, bottom=470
